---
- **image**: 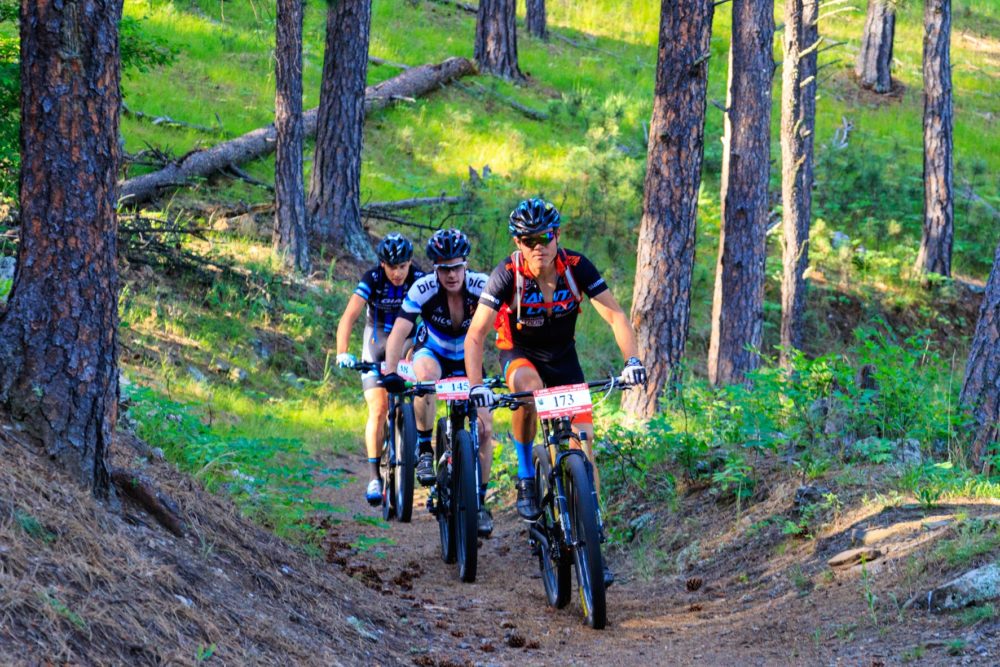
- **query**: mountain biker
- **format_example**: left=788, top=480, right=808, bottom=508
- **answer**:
left=335, top=233, right=424, bottom=506
left=381, top=228, right=497, bottom=537
left=463, top=198, right=647, bottom=584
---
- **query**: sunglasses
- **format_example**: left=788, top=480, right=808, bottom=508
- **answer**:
left=517, top=231, right=556, bottom=248
left=435, top=261, right=467, bottom=274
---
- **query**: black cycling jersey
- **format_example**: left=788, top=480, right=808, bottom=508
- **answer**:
left=354, top=264, right=425, bottom=339
left=399, top=271, right=488, bottom=362
left=479, top=248, right=608, bottom=362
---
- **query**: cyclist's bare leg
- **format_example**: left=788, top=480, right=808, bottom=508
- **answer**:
left=508, top=365, right=543, bottom=445
left=363, top=387, right=389, bottom=474
left=476, top=407, right=494, bottom=482
left=412, top=354, right=442, bottom=431
left=573, top=422, right=601, bottom=497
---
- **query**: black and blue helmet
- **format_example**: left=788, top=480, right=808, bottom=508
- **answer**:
left=508, top=198, right=561, bottom=236
left=426, top=228, right=471, bottom=263
left=376, top=233, right=414, bottom=265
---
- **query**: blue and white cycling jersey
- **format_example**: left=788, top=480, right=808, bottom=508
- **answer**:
left=353, top=264, right=425, bottom=340
left=398, top=271, right=487, bottom=361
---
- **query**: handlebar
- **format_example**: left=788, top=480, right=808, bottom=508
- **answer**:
left=346, top=361, right=504, bottom=397
left=489, top=375, right=633, bottom=411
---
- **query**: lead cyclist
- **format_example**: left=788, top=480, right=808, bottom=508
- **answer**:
left=463, top=198, right=647, bottom=586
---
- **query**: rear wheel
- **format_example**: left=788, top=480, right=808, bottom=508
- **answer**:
left=454, top=429, right=478, bottom=583
left=394, top=402, right=417, bottom=523
left=533, top=445, right=570, bottom=609
left=566, top=451, right=606, bottom=629
left=436, top=423, right=455, bottom=564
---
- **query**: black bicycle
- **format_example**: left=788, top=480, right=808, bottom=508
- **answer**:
left=494, top=376, right=631, bottom=629
left=353, top=362, right=427, bottom=522
left=429, top=375, right=505, bottom=583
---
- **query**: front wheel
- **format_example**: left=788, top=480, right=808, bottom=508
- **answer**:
left=454, top=429, right=479, bottom=583
left=381, top=412, right=396, bottom=521
left=533, top=445, right=570, bottom=609
left=394, top=402, right=417, bottom=523
left=436, top=422, right=455, bottom=564
left=566, top=452, right=606, bottom=629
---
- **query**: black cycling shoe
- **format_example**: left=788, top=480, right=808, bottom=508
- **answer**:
left=603, top=564, right=615, bottom=588
left=416, top=452, right=436, bottom=486
left=477, top=508, right=494, bottom=537
left=516, top=478, right=540, bottom=520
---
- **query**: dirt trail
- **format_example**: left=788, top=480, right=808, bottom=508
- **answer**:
left=318, top=452, right=999, bottom=667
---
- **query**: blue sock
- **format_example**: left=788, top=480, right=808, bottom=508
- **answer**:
left=514, top=439, right=534, bottom=480
left=417, top=429, right=433, bottom=455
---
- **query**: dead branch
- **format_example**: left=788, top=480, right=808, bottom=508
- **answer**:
left=369, top=56, right=410, bottom=70
left=119, top=57, right=476, bottom=206
left=113, top=468, right=186, bottom=537
left=427, top=0, right=478, bottom=13
left=122, top=103, right=222, bottom=135
left=366, top=194, right=467, bottom=211
left=454, top=81, right=549, bottom=121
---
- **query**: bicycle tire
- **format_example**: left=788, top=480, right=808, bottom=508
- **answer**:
left=436, top=420, right=456, bottom=563
left=533, top=445, right=571, bottom=609
left=394, top=402, right=418, bottom=523
left=565, top=451, right=606, bottom=629
left=454, top=429, right=478, bottom=583
left=381, top=420, right=396, bottom=521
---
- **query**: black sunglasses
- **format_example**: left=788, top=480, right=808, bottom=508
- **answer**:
left=517, top=231, right=556, bottom=248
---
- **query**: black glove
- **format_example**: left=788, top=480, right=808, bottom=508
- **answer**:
left=380, top=372, right=406, bottom=393
left=469, top=384, right=496, bottom=408
left=622, top=357, right=647, bottom=385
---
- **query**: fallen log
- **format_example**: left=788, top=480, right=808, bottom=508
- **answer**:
left=119, top=56, right=477, bottom=206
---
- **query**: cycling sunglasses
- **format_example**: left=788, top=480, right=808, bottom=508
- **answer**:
left=435, top=261, right=467, bottom=274
left=517, top=231, right=556, bottom=248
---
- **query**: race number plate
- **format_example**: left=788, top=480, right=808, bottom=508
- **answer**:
left=435, top=377, right=470, bottom=401
left=533, top=383, right=592, bottom=419
left=381, top=360, right=417, bottom=382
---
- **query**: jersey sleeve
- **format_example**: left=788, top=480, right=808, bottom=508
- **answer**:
left=479, top=259, right=514, bottom=311
left=354, top=268, right=377, bottom=301
left=399, top=275, right=436, bottom=322
left=571, top=253, right=609, bottom=299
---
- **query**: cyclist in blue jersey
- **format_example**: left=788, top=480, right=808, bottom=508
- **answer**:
left=381, top=228, right=496, bottom=537
left=335, top=233, right=425, bottom=505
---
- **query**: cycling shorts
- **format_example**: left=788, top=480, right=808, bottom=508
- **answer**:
left=501, top=346, right=591, bottom=425
left=412, top=346, right=468, bottom=381
left=361, top=324, right=414, bottom=392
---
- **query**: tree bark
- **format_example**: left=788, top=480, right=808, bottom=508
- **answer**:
left=475, top=0, right=524, bottom=80
left=960, top=241, right=1000, bottom=467
left=274, top=0, right=310, bottom=274
left=525, top=0, right=547, bottom=40
left=622, top=0, right=714, bottom=417
left=119, top=57, right=476, bottom=206
left=856, top=0, right=895, bottom=93
left=0, top=0, right=121, bottom=497
left=779, top=0, right=819, bottom=365
left=708, top=0, right=774, bottom=386
left=308, top=0, right=373, bottom=261
left=915, top=0, right=954, bottom=279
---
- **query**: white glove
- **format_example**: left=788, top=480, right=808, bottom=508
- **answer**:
left=622, top=357, right=647, bottom=385
left=336, top=352, right=357, bottom=369
left=469, top=384, right=496, bottom=408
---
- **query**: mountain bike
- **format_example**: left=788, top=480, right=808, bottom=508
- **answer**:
left=493, top=376, right=631, bottom=629
left=353, top=361, right=427, bottom=522
left=429, top=375, right=505, bottom=583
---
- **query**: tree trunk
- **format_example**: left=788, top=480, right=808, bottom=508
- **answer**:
left=622, top=0, right=715, bottom=417
left=708, top=0, right=774, bottom=386
left=119, top=58, right=476, bottom=206
left=475, top=0, right=524, bottom=80
left=307, top=0, right=373, bottom=261
left=0, top=0, right=121, bottom=497
left=779, top=0, right=819, bottom=365
left=274, top=0, right=310, bottom=274
left=915, top=0, right=954, bottom=279
left=525, top=0, right=547, bottom=40
left=856, top=0, right=895, bottom=93
left=960, top=241, right=1000, bottom=467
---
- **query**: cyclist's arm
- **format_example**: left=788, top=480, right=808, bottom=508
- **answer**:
left=383, top=317, right=415, bottom=374
left=464, top=304, right=496, bottom=387
left=335, top=294, right=367, bottom=356
left=589, top=290, right=639, bottom=361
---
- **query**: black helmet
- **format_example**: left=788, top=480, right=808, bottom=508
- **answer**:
left=508, top=198, right=561, bottom=236
left=376, top=233, right=414, bottom=265
left=426, top=228, right=471, bottom=263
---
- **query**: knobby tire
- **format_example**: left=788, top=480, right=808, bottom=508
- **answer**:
left=454, top=429, right=478, bottom=583
left=566, top=452, right=606, bottom=629
left=395, top=402, right=418, bottom=523
left=436, top=419, right=456, bottom=564
left=533, top=445, right=570, bottom=609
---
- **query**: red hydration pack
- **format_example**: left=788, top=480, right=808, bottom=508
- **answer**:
left=493, top=249, right=582, bottom=350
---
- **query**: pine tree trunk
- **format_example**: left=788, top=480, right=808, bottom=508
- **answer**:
left=0, top=0, right=121, bottom=497
left=475, top=0, right=524, bottom=80
left=709, top=0, right=774, bottom=386
left=525, top=0, right=547, bottom=40
left=779, top=0, right=819, bottom=364
left=856, top=0, right=895, bottom=93
left=622, top=0, right=715, bottom=417
left=274, top=0, right=310, bottom=274
left=915, top=0, right=954, bottom=279
left=960, top=241, right=1000, bottom=467
left=308, top=0, right=374, bottom=261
